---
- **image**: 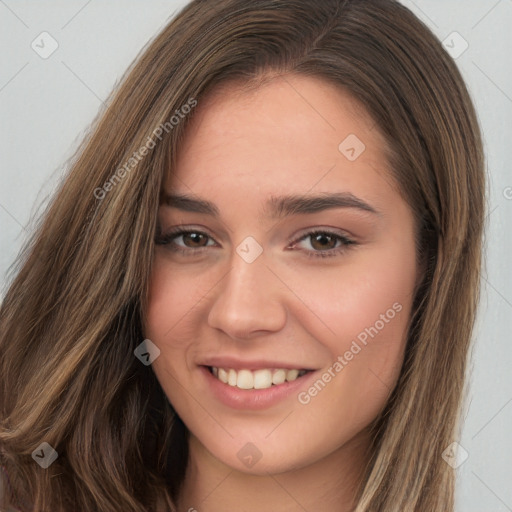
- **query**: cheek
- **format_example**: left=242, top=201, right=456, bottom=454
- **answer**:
left=285, top=237, right=416, bottom=352
left=291, top=241, right=416, bottom=425
left=144, top=258, right=200, bottom=387
left=145, top=256, right=201, bottom=345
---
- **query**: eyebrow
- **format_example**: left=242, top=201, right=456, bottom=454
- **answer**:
left=162, top=191, right=380, bottom=218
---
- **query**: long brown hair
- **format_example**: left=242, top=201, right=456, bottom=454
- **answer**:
left=0, top=0, right=485, bottom=510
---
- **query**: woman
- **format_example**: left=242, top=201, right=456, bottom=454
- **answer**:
left=0, top=0, right=485, bottom=510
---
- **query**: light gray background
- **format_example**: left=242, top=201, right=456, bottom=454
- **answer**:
left=1, top=1, right=511, bottom=510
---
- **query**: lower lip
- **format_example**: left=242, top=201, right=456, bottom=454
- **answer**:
left=199, top=366, right=317, bottom=410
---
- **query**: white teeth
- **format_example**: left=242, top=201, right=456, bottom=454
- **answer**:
left=210, top=367, right=308, bottom=390
left=218, top=368, right=228, bottom=383
left=237, top=369, right=254, bottom=389
left=254, top=369, right=272, bottom=389
left=228, top=369, right=237, bottom=387
left=286, top=369, right=299, bottom=381
left=272, top=369, right=286, bottom=385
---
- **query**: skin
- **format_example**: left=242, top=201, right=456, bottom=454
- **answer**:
left=145, top=74, right=419, bottom=512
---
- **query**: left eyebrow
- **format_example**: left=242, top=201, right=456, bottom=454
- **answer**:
left=162, top=191, right=381, bottom=218
left=264, top=192, right=380, bottom=218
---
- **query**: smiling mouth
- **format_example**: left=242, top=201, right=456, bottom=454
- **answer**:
left=206, top=366, right=313, bottom=390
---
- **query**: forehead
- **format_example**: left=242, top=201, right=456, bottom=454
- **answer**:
left=165, top=74, right=395, bottom=208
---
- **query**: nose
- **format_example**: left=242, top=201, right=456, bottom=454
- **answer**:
left=207, top=245, right=288, bottom=340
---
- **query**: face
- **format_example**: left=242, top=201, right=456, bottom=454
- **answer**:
left=145, top=74, right=419, bottom=476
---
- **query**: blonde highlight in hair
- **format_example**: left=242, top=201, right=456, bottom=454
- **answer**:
left=1, top=1, right=484, bottom=510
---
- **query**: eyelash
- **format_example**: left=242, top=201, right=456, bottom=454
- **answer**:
left=154, top=227, right=355, bottom=259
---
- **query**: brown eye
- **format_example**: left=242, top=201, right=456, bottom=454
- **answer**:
left=154, top=229, right=216, bottom=253
left=181, top=232, right=209, bottom=248
left=290, top=230, right=355, bottom=259
left=309, top=232, right=338, bottom=251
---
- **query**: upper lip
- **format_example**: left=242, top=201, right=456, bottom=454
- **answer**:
left=200, top=356, right=315, bottom=371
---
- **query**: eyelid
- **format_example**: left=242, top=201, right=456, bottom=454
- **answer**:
left=157, top=223, right=355, bottom=241
left=285, top=226, right=356, bottom=247
left=155, top=222, right=213, bottom=237
left=155, top=224, right=356, bottom=259
left=155, top=225, right=353, bottom=245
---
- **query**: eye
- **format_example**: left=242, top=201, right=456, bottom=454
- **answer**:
left=289, top=230, right=355, bottom=259
left=154, top=228, right=216, bottom=254
left=154, top=226, right=355, bottom=259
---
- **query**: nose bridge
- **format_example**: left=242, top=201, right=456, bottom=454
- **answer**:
left=207, top=237, right=287, bottom=337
